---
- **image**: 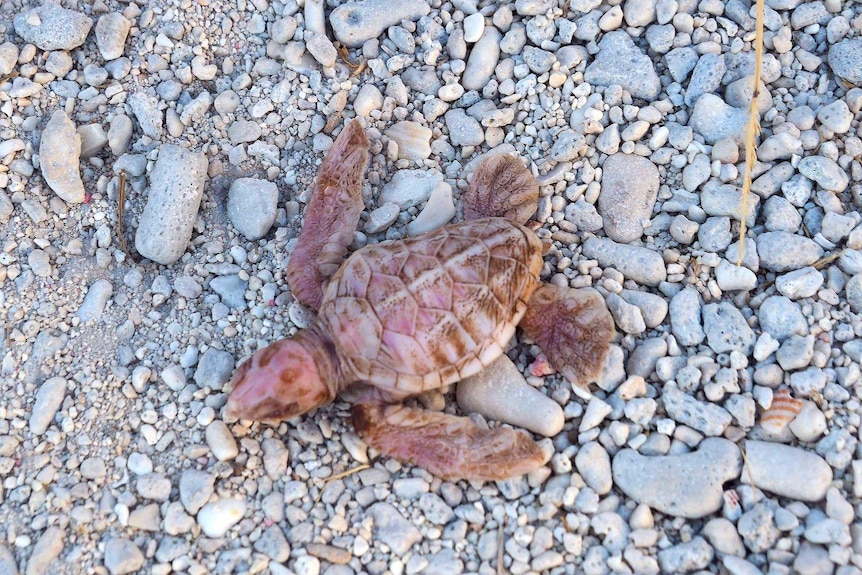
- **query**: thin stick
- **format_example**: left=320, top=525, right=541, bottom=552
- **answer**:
left=117, top=170, right=132, bottom=259
left=737, top=0, right=765, bottom=266
left=313, top=464, right=370, bottom=504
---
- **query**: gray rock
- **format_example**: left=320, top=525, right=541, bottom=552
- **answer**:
left=0, top=42, right=18, bottom=76
left=306, top=32, right=337, bottom=67
left=689, top=94, right=748, bottom=144
left=380, top=170, right=444, bottom=209
left=664, top=47, right=699, bottom=82
left=368, top=503, right=422, bottom=554
left=565, top=199, right=603, bottom=232
left=607, top=293, right=646, bottom=335
left=698, top=217, right=732, bottom=252
left=740, top=441, right=832, bottom=502
left=135, top=145, right=208, bottom=265
left=758, top=295, right=807, bottom=341
left=685, top=53, right=726, bottom=106
left=584, top=31, right=660, bottom=100
left=776, top=334, right=815, bottom=370
left=14, top=4, right=93, bottom=51
left=703, top=302, right=755, bottom=354
left=701, top=183, right=759, bottom=225
left=210, top=275, right=248, bottom=309
left=582, top=237, right=667, bottom=286
left=108, top=114, right=133, bottom=156
left=457, top=356, right=564, bottom=436
left=848, top=274, right=862, bottom=313
left=756, top=231, right=824, bottom=272
left=0, top=545, right=17, bottom=575
left=463, top=27, right=502, bottom=91
left=614, top=438, right=740, bottom=518
left=798, top=155, right=850, bottom=193
left=775, top=267, right=823, bottom=299
left=228, top=120, right=261, bottom=144
left=28, top=249, right=51, bottom=278
left=828, top=39, right=862, bottom=85
left=669, top=286, right=706, bottom=346
left=758, top=132, right=802, bottom=162
left=781, top=174, right=813, bottom=207
left=0, top=190, right=12, bottom=224
left=575, top=442, right=613, bottom=495
left=817, top=100, right=853, bottom=134
left=29, top=377, right=67, bottom=436
left=104, top=538, right=144, bottom=575
left=598, top=154, right=659, bottom=242
left=180, top=469, right=215, bottom=514
left=620, top=289, right=668, bottom=328
left=40, top=110, right=85, bottom=204
left=25, top=527, right=65, bottom=575
left=445, top=109, right=484, bottom=147
left=330, top=0, right=430, bottom=47
left=626, top=337, right=667, bottom=378
left=194, top=348, right=235, bottom=391
left=762, top=196, right=802, bottom=232
left=77, top=279, right=114, bottom=323
left=127, top=92, right=163, bottom=139
left=228, top=178, right=278, bottom=241
left=254, top=526, right=290, bottom=562
left=95, top=13, right=131, bottom=60
left=662, top=387, right=733, bottom=436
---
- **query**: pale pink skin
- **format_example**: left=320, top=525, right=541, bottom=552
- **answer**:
left=224, top=122, right=615, bottom=481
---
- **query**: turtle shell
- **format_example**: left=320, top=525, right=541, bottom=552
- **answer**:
left=318, top=217, right=544, bottom=395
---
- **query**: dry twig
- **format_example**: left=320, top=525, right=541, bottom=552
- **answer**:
left=117, top=170, right=133, bottom=259
left=313, top=464, right=370, bottom=504
left=736, top=0, right=765, bottom=266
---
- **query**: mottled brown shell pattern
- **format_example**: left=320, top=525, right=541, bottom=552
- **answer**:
left=318, top=217, right=544, bottom=394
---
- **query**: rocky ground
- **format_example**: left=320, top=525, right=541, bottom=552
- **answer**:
left=1, top=0, right=862, bottom=573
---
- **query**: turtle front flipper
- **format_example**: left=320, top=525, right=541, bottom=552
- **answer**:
left=352, top=401, right=547, bottom=481
left=520, top=284, right=615, bottom=389
left=463, top=154, right=539, bottom=224
left=287, top=120, right=370, bottom=309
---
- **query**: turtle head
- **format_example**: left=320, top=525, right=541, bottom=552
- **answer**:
left=224, top=331, right=337, bottom=422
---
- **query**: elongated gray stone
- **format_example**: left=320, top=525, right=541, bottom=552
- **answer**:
left=463, top=27, right=502, bottom=91
left=740, top=440, right=832, bottom=502
left=330, top=0, right=430, bottom=47
left=613, top=438, right=741, bottom=518
left=457, top=356, right=564, bottom=437
left=40, top=110, right=85, bottom=203
left=29, top=377, right=67, bottom=435
left=662, top=386, right=732, bottom=436
left=582, top=237, right=667, bottom=286
left=598, top=154, right=660, bottom=242
left=135, top=145, right=208, bottom=265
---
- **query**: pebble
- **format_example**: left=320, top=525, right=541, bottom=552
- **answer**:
left=194, top=348, right=235, bottom=391
left=685, top=53, right=726, bottom=106
left=575, top=442, right=612, bottom=495
left=180, top=469, right=215, bottom=514
left=703, top=301, right=754, bottom=354
left=25, top=527, right=64, bottom=575
left=364, top=203, right=400, bottom=234
left=463, top=12, right=484, bottom=43
left=39, top=110, right=85, bottom=204
left=368, top=502, right=422, bottom=554
left=445, top=109, right=484, bottom=147
left=614, top=437, right=741, bottom=519
left=848, top=274, right=862, bottom=313
left=597, top=154, right=659, bottom=242
left=29, top=377, right=67, bottom=435
left=817, top=100, right=853, bottom=134
left=28, top=249, right=51, bottom=278
left=0, top=546, right=15, bottom=575
left=657, top=537, right=714, bottom=573
left=620, top=290, right=667, bottom=328
left=689, top=94, right=748, bottom=144
left=463, top=27, right=502, bottom=91
left=135, top=145, right=208, bottom=265
left=95, top=13, right=131, bottom=60
left=228, top=178, right=278, bottom=241
left=757, top=232, right=824, bottom=272
left=354, top=85, right=383, bottom=115
left=77, top=279, right=114, bottom=323
left=828, top=39, right=862, bottom=85
left=385, top=122, right=432, bottom=160
left=582, top=237, right=666, bottom=286
left=306, top=32, right=337, bottom=68
left=457, top=356, right=564, bottom=437
left=669, top=287, right=705, bottom=346
left=797, top=155, right=850, bottom=193
left=740, top=441, right=832, bottom=502
left=127, top=93, right=164, bottom=139
left=13, top=4, right=93, bottom=50
left=406, top=181, right=456, bottom=236
left=607, top=293, right=646, bottom=335
left=329, top=0, right=430, bottom=47
left=0, top=43, right=17, bottom=75
left=206, top=420, right=239, bottom=461
left=584, top=31, right=660, bottom=100
left=715, top=260, right=757, bottom=291
left=379, top=169, right=443, bottom=209
left=108, top=115, right=133, bottom=156
left=758, top=295, right=807, bottom=341
left=789, top=401, right=828, bottom=442
left=662, top=387, right=733, bottom=436
left=210, top=275, right=248, bottom=309
left=104, top=538, right=144, bottom=575
left=197, top=498, right=247, bottom=537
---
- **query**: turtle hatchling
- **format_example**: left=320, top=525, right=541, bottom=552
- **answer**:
left=225, top=120, right=615, bottom=480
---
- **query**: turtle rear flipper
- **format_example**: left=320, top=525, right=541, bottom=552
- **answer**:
left=520, top=285, right=614, bottom=389
left=287, top=120, right=370, bottom=309
left=463, top=155, right=539, bottom=224
left=352, top=401, right=546, bottom=481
